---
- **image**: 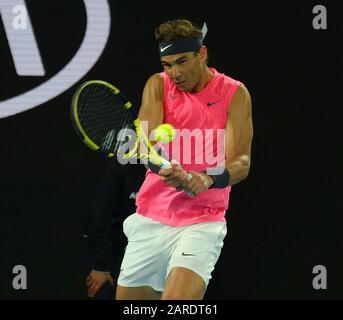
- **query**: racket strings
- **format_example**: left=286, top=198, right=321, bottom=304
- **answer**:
left=77, top=85, right=135, bottom=153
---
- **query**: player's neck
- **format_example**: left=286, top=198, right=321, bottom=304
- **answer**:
left=192, top=67, right=213, bottom=93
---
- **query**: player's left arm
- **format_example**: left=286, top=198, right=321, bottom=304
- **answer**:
left=223, top=84, right=253, bottom=185
left=182, top=84, right=253, bottom=195
left=160, top=84, right=253, bottom=194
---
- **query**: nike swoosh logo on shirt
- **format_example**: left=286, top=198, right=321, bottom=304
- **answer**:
left=160, top=44, right=173, bottom=52
left=207, top=100, right=221, bottom=106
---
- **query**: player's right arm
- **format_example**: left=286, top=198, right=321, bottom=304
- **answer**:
left=138, top=74, right=189, bottom=186
left=138, top=73, right=164, bottom=136
left=139, top=74, right=188, bottom=183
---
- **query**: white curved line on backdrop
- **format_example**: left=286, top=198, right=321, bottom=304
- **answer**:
left=0, top=0, right=111, bottom=119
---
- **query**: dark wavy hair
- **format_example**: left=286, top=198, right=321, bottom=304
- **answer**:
left=154, top=19, right=203, bottom=42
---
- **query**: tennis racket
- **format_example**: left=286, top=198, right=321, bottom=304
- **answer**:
left=70, top=80, right=171, bottom=170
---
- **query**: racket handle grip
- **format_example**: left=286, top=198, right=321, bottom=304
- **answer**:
left=148, top=158, right=170, bottom=173
left=159, top=158, right=171, bottom=169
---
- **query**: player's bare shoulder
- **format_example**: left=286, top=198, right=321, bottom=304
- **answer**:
left=228, top=84, right=252, bottom=116
left=139, top=73, right=164, bottom=125
left=144, top=73, right=164, bottom=98
left=232, top=84, right=251, bottom=106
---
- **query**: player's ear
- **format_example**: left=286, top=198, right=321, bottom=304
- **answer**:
left=199, top=46, right=208, bottom=64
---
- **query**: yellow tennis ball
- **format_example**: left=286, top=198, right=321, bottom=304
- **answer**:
left=154, top=123, right=175, bottom=143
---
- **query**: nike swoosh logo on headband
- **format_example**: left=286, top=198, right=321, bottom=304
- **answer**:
left=160, top=44, right=173, bottom=52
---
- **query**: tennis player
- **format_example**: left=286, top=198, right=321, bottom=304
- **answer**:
left=116, top=19, right=253, bottom=300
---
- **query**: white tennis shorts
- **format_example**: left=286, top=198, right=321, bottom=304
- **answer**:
left=117, top=213, right=227, bottom=292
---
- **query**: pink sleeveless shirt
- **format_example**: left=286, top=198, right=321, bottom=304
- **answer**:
left=136, top=68, right=242, bottom=226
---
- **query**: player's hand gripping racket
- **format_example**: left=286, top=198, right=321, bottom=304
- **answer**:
left=70, top=80, right=172, bottom=170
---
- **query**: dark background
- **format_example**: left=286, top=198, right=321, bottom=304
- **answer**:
left=0, top=0, right=342, bottom=299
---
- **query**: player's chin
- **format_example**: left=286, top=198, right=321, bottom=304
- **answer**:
left=179, top=87, right=191, bottom=93
left=175, top=81, right=189, bottom=91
